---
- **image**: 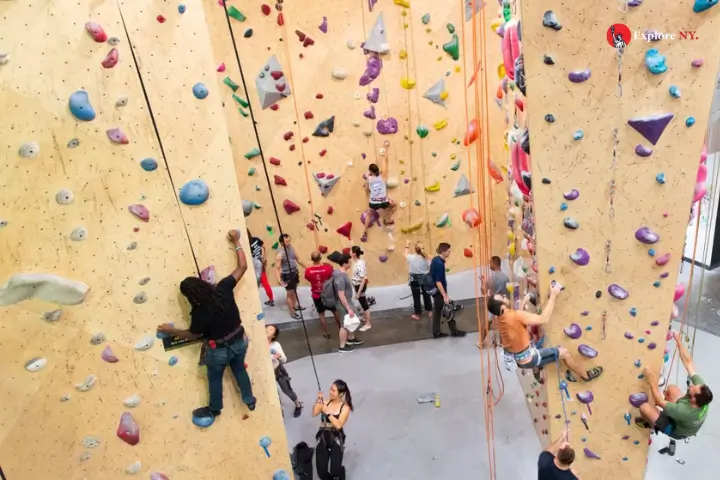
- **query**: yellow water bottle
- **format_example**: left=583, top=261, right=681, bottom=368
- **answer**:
left=434, top=395, right=441, bottom=408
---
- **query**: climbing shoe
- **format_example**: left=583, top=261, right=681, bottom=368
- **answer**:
left=565, top=370, right=578, bottom=383
left=193, top=406, right=221, bottom=418
left=584, top=366, right=603, bottom=382
left=635, top=417, right=651, bottom=430
left=247, top=402, right=256, bottom=412
left=265, top=300, right=275, bottom=307
left=293, top=403, right=303, bottom=418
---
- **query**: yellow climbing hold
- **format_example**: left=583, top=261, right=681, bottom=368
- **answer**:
left=434, top=119, right=448, bottom=130
left=439, top=91, right=449, bottom=100
left=399, top=49, right=408, bottom=59
left=425, top=27, right=432, bottom=33
left=491, top=18, right=503, bottom=33
left=394, top=0, right=410, bottom=8
left=425, top=181, right=441, bottom=192
left=450, top=153, right=456, bottom=160
left=399, top=159, right=405, bottom=164
left=497, top=63, right=506, bottom=79
left=509, top=243, right=516, bottom=256
left=401, top=221, right=424, bottom=234
left=400, top=170, right=405, bottom=175
left=451, top=137, right=458, bottom=143
left=428, top=41, right=434, bottom=46
left=506, top=231, right=515, bottom=241
left=401, top=78, right=417, bottom=89
left=455, top=66, right=461, bottom=73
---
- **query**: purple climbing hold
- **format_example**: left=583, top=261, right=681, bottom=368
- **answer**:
left=624, top=332, right=634, bottom=339
left=627, top=113, right=674, bottom=146
left=578, top=344, right=598, bottom=358
left=629, top=392, right=649, bottom=408
left=583, top=448, right=601, bottom=460
left=570, top=248, right=590, bottom=266
left=660, top=272, right=669, bottom=278
left=628, top=0, right=643, bottom=6
left=563, top=323, right=582, bottom=339
left=568, top=69, right=591, bottom=83
left=377, top=118, right=398, bottom=135
left=635, top=226, right=660, bottom=244
left=581, top=311, right=589, bottom=316
left=367, top=87, right=380, bottom=103
left=379, top=255, right=388, bottom=263
left=364, top=106, right=376, bottom=119
left=576, top=390, right=594, bottom=406
left=319, top=16, right=328, bottom=33
left=368, top=0, right=378, bottom=11
left=635, top=145, right=652, bottom=157
left=360, top=209, right=381, bottom=228
left=608, top=284, right=629, bottom=300
left=101, top=345, right=119, bottom=363
left=648, top=342, right=657, bottom=350
left=650, top=320, right=660, bottom=327
left=128, top=204, right=150, bottom=222
left=107, top=127, right=129, bottom=144
left=563, top=189, right=579, bottom=200
left=359, top=54, right=382, bottom=86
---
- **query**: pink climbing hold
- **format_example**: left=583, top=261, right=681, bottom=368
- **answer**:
left=101, top=345, right=119, bottom=363
left=117, top=412, right=140, bottom=446
left=217, top=63, right=226, bottom=72
left=107, top=127, right=129, bottom=144
left=150, top=474, right=170, bottom=480
left=674, top=283, right=685, bottom=302
left=364, top=106, right=377, bottom=120
left=128, top=204, right=150, bottom=222
left=85, top=21, right=108, bottom=43
left=274, top=174, right=287, bottom=186
left=691, top=58, right=704, bottom=68
left=261, top=4, right=271, bottom=16
left=282, top=200, right=300, bottom=214
left=101, top=48, right=119, bottom=68
left=200, top=265, right=217, bottom=285
left=655, top=253, right=671, bottom=266
left=269, top=157, right=281, bottom=166
left=336, top=221, right=352, bottom=239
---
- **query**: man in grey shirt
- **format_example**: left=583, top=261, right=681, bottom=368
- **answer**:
left=479, top=256, right=510, bottom=347
left=332, top=254, right=364, bottom=353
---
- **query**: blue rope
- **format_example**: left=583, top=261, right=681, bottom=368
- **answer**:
left=555, top=356, right=570, bottom=440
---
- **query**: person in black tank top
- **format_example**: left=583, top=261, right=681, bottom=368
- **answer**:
left=313, top=380, right=354, bottom=480
left=538, top=426, right=579, bottom=480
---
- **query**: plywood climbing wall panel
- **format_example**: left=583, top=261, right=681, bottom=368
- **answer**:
left=520, top=0, right=720, bottom=478
left=0, top=0, right=289, bottom=478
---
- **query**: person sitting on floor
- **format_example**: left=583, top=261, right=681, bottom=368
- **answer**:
left=487, top=282, right=603, bottom=382
left=636, top=331, right=712, bottom=439
left=538, top=425, right=578, bottom=480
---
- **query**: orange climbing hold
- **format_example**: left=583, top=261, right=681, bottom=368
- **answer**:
left=461, top=208, right=482, bottom=227
left=277, top=12, right=284, bottom=26
left=306, top=223, right=315, bottom=231
left=463, top=248, right=473, bottom=258
left=274, top=175, right=287, bottom=186
left=463, top=119, right=479, bottom=146
left=488, top=160, right=504, bottom=184
left=336, top=221, right=352, bottom=239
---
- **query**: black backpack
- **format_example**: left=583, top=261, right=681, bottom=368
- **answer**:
left=292, top=441, right=314, bottom=479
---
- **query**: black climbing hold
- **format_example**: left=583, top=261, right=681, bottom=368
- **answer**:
left=521, top=171, right=531, bottom=190
left=595, top=291, right=602, bottom=298
left=544, top=114, right=555, bottom=123
left=244, top=28, right=253, bottom=38
left=515, top=54, right=526, bottom=96
left=541, top=178, right=551, bottom=184
left=543, top=54, right=555, bottom=65
left=312, top=116, right=335, bottom=137
left=521, top=128, right=530, bottom=154
left=542, top=11, right=562, bottom=31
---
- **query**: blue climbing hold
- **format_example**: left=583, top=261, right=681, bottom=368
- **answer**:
left=69, top=90, right=96, bottom=121
left=655, top=173, right=665, bottom=184
left=140, top=158, right=158, bottom=172
left=168, top=356, right=178, bottom=366
left=648, top=248, right=656, bottom=256
left=638, top=337, right=645, bottom=343
left=664, top=352, right=669, bottom=363
left=178, top=4, right=186, bottom=14
left=686, top=117, right=696, bottom=127
left=273, top=470, right=291, bottom=480
left=644, top=49, right=667, bottom=75
left=585, top=326, right=592, bottom=331
left=653, top=281, right=661, bottom=287
left=573, top=130, right=584, bottom=140
left=560, top=202, right=568, bottom=211
left=257, top=312, right=266, bottom=321
left=548, top=266, right=555, bottom=274
left=156, top=322, right=174, bottom=339
left=669, top=85, right=681, bottom=98
left=192, top=82, right=209, bottom=100
left=179, top=179, right=210, bottom=205
left=192, top=414, right=215, bottom=428
left=693, top=0, right=719, bottom=13
left=630, top=308, right=637, bottom=316
left=634, top=360, right=641, bottom=367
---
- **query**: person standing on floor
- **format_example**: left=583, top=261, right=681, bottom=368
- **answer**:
left=429, top=243, right=467, bottom=339
left=478, top=256, right=510, bottom=347
left=248, top=229, right=275, bottom=307
left=305, top=251, right=341, bottom=339
left=266, top=324, right=303, bottom=418
left=157, top=229, right=256, bottom=421
left=322, top=253, right=364, bottom=353
left=313, top=380, right=354, bottom=480
left=405, top=240, right=432, bottom=321
left=275, top=233, right=307, bottom=319
left=350, top=246, right=372, bottom=332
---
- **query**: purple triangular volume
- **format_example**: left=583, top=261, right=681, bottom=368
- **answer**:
left=627, top=113, right=674, bottom=146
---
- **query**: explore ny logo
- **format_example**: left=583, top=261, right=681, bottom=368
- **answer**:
left=606, top=23, right=699, bottom=48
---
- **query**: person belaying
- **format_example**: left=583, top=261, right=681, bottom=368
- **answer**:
left=361, top=163, right=396, bottom=243
left=350, top=246, right=372, bottom=332
left=275, top=233, right=307, bottom=319
left=267, top=324, right=303, bottom=418
left=538, top=425, right=578, bottom=480
left=305, top=251, right=341, bottom=339
left=636, top=331, right=712, bottom=441
left=313, top=380, right=354, bottom=480
left=248, top=229, right=274, bottom=307
left=321, top=253, right=364, bottom=353
left=157, top=229, right=256, bottom=420
left=429, top=243, right=466, bottom=338
left=405, top=240, right=432, bottom=321
left=478, top=255, right=510, bottom=348
left=487, top=283, right=603, bottom=382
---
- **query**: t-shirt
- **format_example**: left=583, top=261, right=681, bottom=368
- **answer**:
left=406, top=253, right=430, bottom=275
left=332, top=269, right=354, bottom=308
left=304, top=263, right=333, bottom=299
left=249, top=237, right=264, bottom=260
left=352, top=259, right=367, bottom=286
left=490, top=270, right=510, bottom=297
left=269, top=340, right=287, bottom=370
left=367, top=175, right=387, bottom=203
left=429, top=256, right=447, bottom=292
left=497, top=310, right=532, bottom=354
left=188, top=275, right=242, bottom=340
left=279, top=245, right=298, bottom=274
left=537, top=452, right=578, bottom=480
left=663, top=374, right=709, bottom=437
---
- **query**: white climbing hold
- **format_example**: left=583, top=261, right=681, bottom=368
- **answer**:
left=82, top=436, right=102, bottom=448
left=364, top=13, right=390, bottom=54
left=116, top=96, right=128, bottom=107
left=42, top=309, right=63, bottom=322
left=0, top=219, right=7, bottom=228
left=354, top=91, right=362, bottom=99
left=134, top=335, right=154, bottom=351
left=79, top=451, right=91, bottom=462
left=125, top=461, right=142, bottom=475
left=70, top=226, right=88, bottom=241
left=90, top=332, right=106, bottom=345
left=0, top=273, right=89, bottom=306
left=0, top=52, right=9, bottom=65
left=133, top=291, right=148, bottom=304
left=312, top=173, right=341, bottom=196
left=60, top=394, right=71, bottom=402
left=107, top=37, right=121, bottom=46
left=55, top=189, right=74, bottom=205
left=18, top=142, right=40, bottom=159
left=75, top=374, right=97, bottom=392
left=24, top=357, right=47, bottom=372
left=123, top=394, right=141, bottom=408
left=399, top=202, right=406, bottom=208
left=453, top=174, right=472, bottom=196
left=331, top=68, right=348, bottom=80
left=138, top=277, right=150, bottom=286
left=423, top=79, right=447, bottom=107
left=346, top=40, right=356, bottom=49
left=242, top=199, right=253, bottom=217
left=379, top=148, right=387, bottom=155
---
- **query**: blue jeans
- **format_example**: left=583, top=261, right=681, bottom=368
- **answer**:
left=205, top=338, right=256, bottom=411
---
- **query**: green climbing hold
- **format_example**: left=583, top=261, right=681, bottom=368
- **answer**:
left=248, top=167, right=256, bottom=176
left=416, top=125, right=429, bottom=138
left=450, top=160, right=460, bottom=171
left=232, top=94, right=249, bottom=108
left=255, top=185, right=261, bottom=191
left=227, top=6, right=246, bottom=22
left=443, top=34, right=459, bottom=60
left=238, top=108, right=249, bottom=117
left=431, top=152, right=437, bottom=157
left=271, top=241, right=279, bottom=250
left=253, top=202, right=261, bottom=209
left=223, top=77, right=239, bottom=92
left=422, top=14, right=431, bottom=25
left=503, top=3, right=511, bottom=22
left=436, top=213, right=451, bottom=227
left=446, top=23, right=455, bottom=34
left=245, top=147, right=260, bottom=159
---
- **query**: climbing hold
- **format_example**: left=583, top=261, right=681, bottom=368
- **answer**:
left=85, top=21, right=108, bottom=42
left=66, top=138, right=80, bottom=149
left=245, top=148, right=261, bottom=159
left=573, top=130, right=584, bottom=141
left=424, top=181, right=440, bottom=192
left=261, top=4, right=271, bottom=15
left=400, top=78, right=416, bottom=89
left=583, top=448, right=601, bottom=460
left=42, top=309, right=63, bottom=322
left=101, top=345, right=119, bottom=363
left=54, top=188, right=74, bottom=205
left=134, top=335, right=154, bottom=351
left=416, top=125, right=429, bottom=138
left=313, top=173, right=341, bottom=196
left=179, top=179, right=210, bottom=206
left=423, top=79, right=446, bottom=107
left=635, top=145, right=652, bottom=157
left=125, top=462, right=142, bottom=475
left=107, top=127, right=129, bottom=144
left=563, top=217, right=579, bottom=230
left=140, top=158, right=158, bottom=171
left=433, top=119, right=448, bottom=131
left=256, top=55, right=291, bottom=109
left=115, top=96, right=128, bottom=107
left=630, top=307, right=637, bottom=316
left=223, top=77, right=239, bottom=92
left=608, top=284, right=629, bottom=300
left=544, top=114, right=556, bottom=123
left=435, top=213, right=451, bottom=228
left=317, top=16, right=328, bottom=33
left=200, top=265, right=216, bottom=285
left=570, top=248, right=590, bottom=266
left=635, top=227, right=659, bottom=244
left=100, top=48, right=119, bottom=69
left=442, top=34, right=460, bottom=61
left=192, top=83, right=209, bottom=100
left=150, top=473, right=169, bottom=480
left=18, top=141, right=40, bottom=159
left=692, top=58, right=704, bottom=68
left=686, top=117, right=696, bottom=127
left=629, top=393, right=649, bottom=408
left=70, top=226, right=88, bottom=242
left=627, top=113, right=674, bottom=146
left=25, top=357, right=47, bottom=372
left=693, top=0, right=719, bottom=13
left=69, top=90, right=96, bottom=121
left=364, top=106, right=376, bottom=119
left=242, top=200, right=254, bottom=217
left=364, top=13, right=390, bottom=54
left=336, top=222, right=352, bottom=239
left=75, top=374, right=97, bottom=392
left=655, top=173, right=665, bottom=184
left=283, top=200, right=300, bottom=215
left=648, top=249, right=656, bottom=257
left=128, top=204, right=150, bottom=222
left=655, top=252, right=671, bottom=266
left=578, top=344, right=597, bottom=358
left=367, top=88, right=380, bottom=103
left=421, top=13, right=431, bottom=24
left=645, top=49, right=667, bottom=75
left=560, top=203, right=568, bottom=211
left=359, top=54, right=383, bottom=86
left=542, top=11, right=562, bottom=30
left=123, top=394, right=141, bottom=408
left=90, top=333, right=106, bottom=345
left=127, top=242, right=137, bottom=251
left=453, top=174, right=471, bottom=197
left=543, top=54, right=555, bottom=65
left=117, top=412, right=140, bottom=446
left=463, top=248, right=473, bottom=258
left=331, top=68, right=348, bottom=80
left=377, top=117, right=398, bottom=134
left=564, top=323, right=582, bottom=340
left=133, top=292, right=148, bottom=304
left=0, top=52, right=9, bottom=65
left=227, top=5, right=246, bottom=21
left=464, top=118, right=479, bottom=146
left=563, top=189, right=579, bottom=201
left=674, top=283, right=685, bottom=302
left=168, top=356, right=178, bottom=366
left=568, top=69, right=591, bottom=83
left=460, top=208, right=481, bottom=228
left=669, top=85, right=681, bottom=98
left=313, top=116, right=336, bottom=137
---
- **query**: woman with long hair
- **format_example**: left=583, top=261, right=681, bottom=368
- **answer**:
left=266, top=324, right=303, bottom=417
left=404, top=240, right=432, bottom=321
left=350, top=246, right=372, bottom=331
left=313, top=380, right=354, bottom=480
left=361, top=162, right=396, bottom=243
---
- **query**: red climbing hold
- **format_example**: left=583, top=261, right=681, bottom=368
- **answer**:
left=270, top=71, right=284, bottom=80
left=261, top=4, right=271, bottom=15
left=515, top=98, right=524, bottom=112
left=463, top=248, right=473, bottom=258
left=342, top=247, right=351, bottom=255
left=276, top=84, right=286, bottom=92
left=303, top=37, right=315, bottom=47
left=302, top=137, right=309, bottom=143
left=270, top=104, right=279, bottom=111
left=464, top=118, right=479, bottom=146
left=295, top=30, right=307, bottom=41
left=117, top=412, right=140, bottom=446
left=217, top=63, right=226, bottom=72
left=304, top=111, right=314, bottom=120
left=319, top=149, right=327, bottom=157
left=283, top=200, right=300, bottom=214
left=133, top=227, right=140, bottom=233
left=277, top=13, right=284, bottom=26
left=316, top=173, right=326, bottom=179
left=319, top=245, right=329, bottom=254
left=306, top=223, right=315, bottom=231
left=85, top=21, right=108, bottom=43
left=274, top=175, right=287, bottom=186
left=157, top=15, right=166, bottom=23
left=327, top=206, right=334, bottom=214
left=101, top=48, right=119, bottom=68
left=269, top=157, right=281, bottom=166
left=461, top=208, right=481, bottom=228
left=289, top=144, right=296, bottom=151
left=336, top=222, right=352, bottom=239
left=283, top=131, right=294, bottom=141
left=128, top=204, right=150, bottom=222
left=326, top=174, right=335, bottom=180
left=316, top=93, right=324, bottom=99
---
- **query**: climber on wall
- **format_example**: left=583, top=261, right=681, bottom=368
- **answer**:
left=636, top=331, right=713, bottom=440
left=157, top=229, right=256, bottom=419
left=350, top=246, right=372, bottom=332
left=487, top=284, right=604, bottom=382
left=305, top=251, right=341, bottom=339
left=405, top=240, right=432, bottom=321
left=247, top=229, right=275, bottom=307
left=429, top=243, right=467, bottom=338
left=276, top=233, right=307, bottom=319
left=538, top=424, right=578, bottom=480
left=361, top=162, right=396, bottom=243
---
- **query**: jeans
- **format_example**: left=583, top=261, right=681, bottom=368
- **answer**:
left=205, top=338, right=256, bottom=411
left=410, top=280, right=432, bottom=315
left=432, top=292, right=458, bottom=335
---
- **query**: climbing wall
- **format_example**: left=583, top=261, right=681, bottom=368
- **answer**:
left=204, top=0, right=507, bottom=288
left=520, top=0, right=720, bottom=478
left=0, top=1, right=290, bottom=478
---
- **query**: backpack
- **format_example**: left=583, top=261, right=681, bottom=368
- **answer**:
left=291, top=441, right=314, bottom=479
left=320, top=272, right=338, bottom=308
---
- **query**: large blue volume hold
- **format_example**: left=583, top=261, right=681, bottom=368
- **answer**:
left=694, top=0, right=718, bottom=13
left=69, top=90, right=96, bottom=121
left=179, top=179, right=210, bottom=205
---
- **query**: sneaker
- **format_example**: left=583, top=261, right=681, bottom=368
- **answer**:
left=346, top=338, right=364, bottom=346
left=265, top=300, right=275, bottom=307
left=293, top=404, right=303, bottom=418
left=411, top=314, right=420, bottom=321
left=290, top=313, right=301, bottom=320
left=433, top=332, right=449, bottom=339
left=295, top=305, right=306, bottom=311
left=359, top=324, right=372, bottom=332
left=338, top=345, right=354, bottom=353
left=451, top=330, right=467, bottom=337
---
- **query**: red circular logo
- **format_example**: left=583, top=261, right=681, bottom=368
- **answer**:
left=607, top=23, right=631, bottom=48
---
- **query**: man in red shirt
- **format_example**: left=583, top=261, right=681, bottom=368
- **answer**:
left=304, top=251, right=341, bottom=338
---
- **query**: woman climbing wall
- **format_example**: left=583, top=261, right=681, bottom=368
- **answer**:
left=313, top=380, right=354, bottom=480
left=404, top=240, right=432, bottom=321
left=361, top=163, right=396, bottom=244
left=350, top=246, right=372, bottom=332
left=266, top=324, right=303, bottom=418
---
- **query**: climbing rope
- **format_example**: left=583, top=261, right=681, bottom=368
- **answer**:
left=220, top=2, right=321, bottom=391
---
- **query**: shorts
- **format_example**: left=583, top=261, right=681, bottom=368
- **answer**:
left=281, top=272, right=300, bottom=291
left=369, top=201, right=390, bottom=210
left=514, top=346, right=560, bottom=369
left=313, top=297, right=335, bottom=314
left=655, top=412, right=679, bottom=438
left=354, top=284, right=369, bottom=311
